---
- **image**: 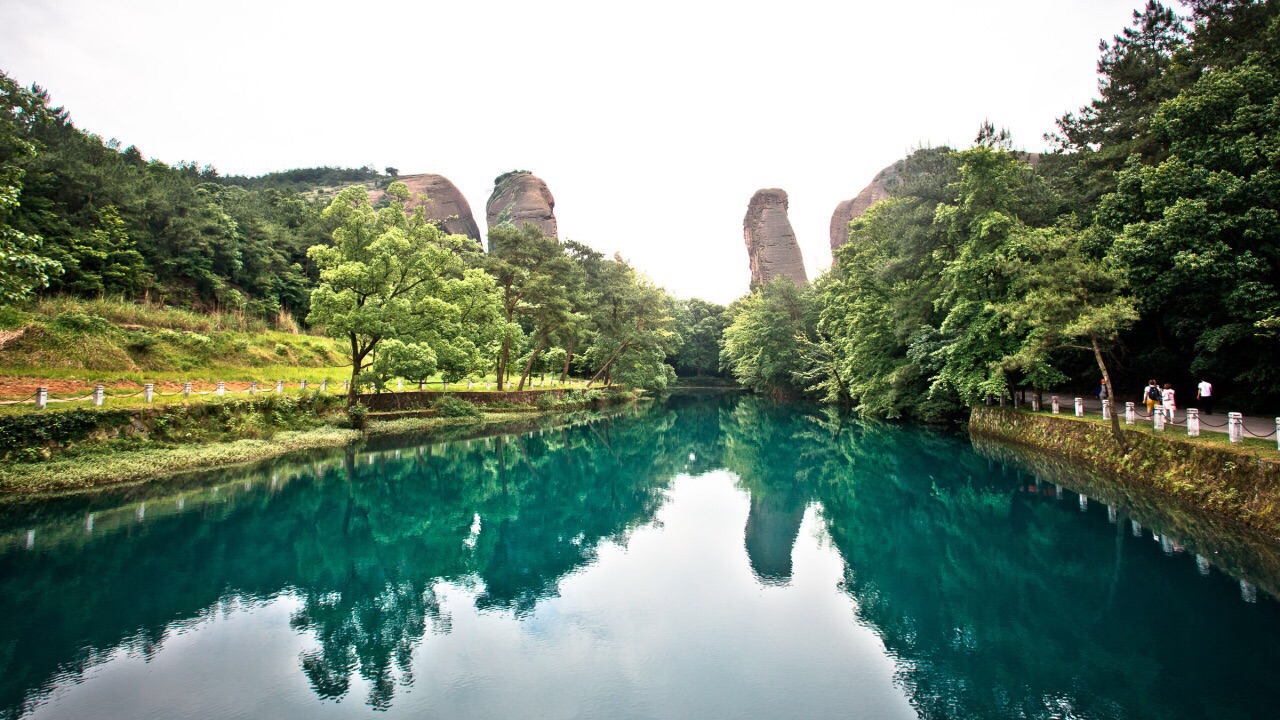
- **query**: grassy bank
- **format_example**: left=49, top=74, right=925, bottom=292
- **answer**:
left=970, top=407, right=1280, bottom=538
left=0, top=297, right=593, bottom=409
left=0, top=391, right=638, bottom=497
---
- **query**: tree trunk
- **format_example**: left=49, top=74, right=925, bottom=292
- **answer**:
left=561, top=337, right=575, bottom=383
left=497, top=336, right=509, bottom=391
left=1091, top=334, right=1128, bottom=453
left=348, top=334, right=370, bottom=407
left=518, top=336, right=546, bottom=391
left=588, top=340, right=630, bottom=387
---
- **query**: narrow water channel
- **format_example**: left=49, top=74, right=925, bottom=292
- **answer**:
left=2, top=393, right=1278, bottom=719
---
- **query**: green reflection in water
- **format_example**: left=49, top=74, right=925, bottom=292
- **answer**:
left=2, top=393, right=1279, bottom=719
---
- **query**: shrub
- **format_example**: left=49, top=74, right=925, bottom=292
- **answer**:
left=432, top=395, right=482, bottom=419
left=126, top=332, right=159, bottom=351
left=346, top=402, right=369, bottom=430
left=0, top=305, right=28, bottom=329
left=51, top=311, right=114, bottom=334
left=535, top=393, right=559, bottom=410
left=274, top=343, right=289, bottom=357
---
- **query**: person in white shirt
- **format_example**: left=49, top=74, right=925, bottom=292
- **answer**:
left=1161, top=383, right=1177, bottom=422
left=1197, top=379, right=1213, bottom=415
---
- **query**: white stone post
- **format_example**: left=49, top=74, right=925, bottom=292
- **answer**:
left=276, top=380, right=284, bottom=393
left=1187, top=408, right=1200, bottom=437
left=343, top=379, right=349, bottom=391
left=1154, top=409, right=1165, bottom=431
left=249, top=381, right=258, bottom=394
left=1079, top=494, right=1088, bottom=512
left=486, top=382, right=492, bottom=391
left=183, top=382, right=192, bottom=398
left=216, top=381, right=225, bottom=396
left=94, top=384, right=104, bottom=406
left=320, top=379, right=327, bottom=392
left=998, top=394, right=1005, bottom=407
left=1125, top=402, right=1135, bottom=425
left=1102, top=400, right=1111, bottom=420
left=300, top=379, right=307, bottom=391
left=419, top=380, right=425, bottom=391
left=36, top=387, right=48, bottom=409
left=1074, top=398, right=1083, bottom=417
left=397, top=379, right=403, bottom=391
left=1229, top=412, right=1243, bottom=443
left=444, top=381, right=449, bottom=392
left=1051, top=396, right=1060, bottom=414
left=467, top=380, right=473, bottom=390
left=1242, top=580, right=1258, bottom=603
left=1032, top=396, right=1040, bottom=412
left=144, top=383, right=154, bottom=404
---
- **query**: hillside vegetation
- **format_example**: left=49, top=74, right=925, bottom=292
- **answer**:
left=0, top=297, right=346, bottom=399
left=723, top=1, right=1280, bottom=418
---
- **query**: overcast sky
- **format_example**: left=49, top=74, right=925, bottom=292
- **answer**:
left=1, top=0, right=1155, bottom=304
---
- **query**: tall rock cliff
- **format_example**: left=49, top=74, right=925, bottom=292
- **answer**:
left=368, top=173, right=481, bottom=242
left=830, top=152, right=1043, bottom=253
left=486, top=171, right=558, bottom=239
left=829, top=162, right=897, bottom=253
left=744, top=189, right=807, bottom=288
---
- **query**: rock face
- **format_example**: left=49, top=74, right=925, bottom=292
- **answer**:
left=829, top=162, right=897, bottom=253
left=743, top=494, right=806, bottom=586
left=744, top=189, right=807, bottom=288
left=486, top=171, right=557, bottom=239
left=830, top=152, right=1043, bottom=253
left=368, top=173, right=481, bottom=242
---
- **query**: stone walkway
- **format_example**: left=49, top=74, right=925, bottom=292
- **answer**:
left=1019, top=394, right=1279, bottom=442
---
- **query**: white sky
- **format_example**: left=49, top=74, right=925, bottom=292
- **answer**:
left=1, top=0, right=1152, bottom=305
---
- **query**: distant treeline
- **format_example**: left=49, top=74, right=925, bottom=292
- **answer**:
left=722, top=0, right=1280, bottom=413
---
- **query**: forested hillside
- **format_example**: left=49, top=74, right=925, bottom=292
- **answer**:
left=723, top=0, right=1280, bottom=415
left=0, top=73, right=724, bottom=394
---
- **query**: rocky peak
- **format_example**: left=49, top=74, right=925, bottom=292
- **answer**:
left=744, top=189, right=807, bottom=288
left=368, top=173, right=481, bottom=242
left=486, top=171, right=558, bottom=239
left=829, top=163, right=897, bottom=253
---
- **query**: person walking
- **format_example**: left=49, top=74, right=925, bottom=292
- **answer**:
left=1197, top=378, right=1214, bottom=415
left=1161, top=383, right=1177, bottom=422
left=1144, top=379, right=1161, bottom=418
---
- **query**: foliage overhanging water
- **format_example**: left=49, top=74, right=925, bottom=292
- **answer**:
left=2, top=393, right=1279, bottom=719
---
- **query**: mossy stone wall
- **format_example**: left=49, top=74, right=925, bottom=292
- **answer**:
left=969, top=408, right=1280, bottom=537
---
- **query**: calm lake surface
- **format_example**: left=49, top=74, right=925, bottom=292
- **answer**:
left=3, top=393, right=1280, bottom=719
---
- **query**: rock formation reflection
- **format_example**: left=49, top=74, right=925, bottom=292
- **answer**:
left=4, top=394, right=1280, bottom=719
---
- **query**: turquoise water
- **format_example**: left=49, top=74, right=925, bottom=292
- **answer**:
left=3, top=393, right=1280, bottom=719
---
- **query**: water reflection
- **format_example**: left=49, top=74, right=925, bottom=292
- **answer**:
left=2, top=395, right=1280, bottom=719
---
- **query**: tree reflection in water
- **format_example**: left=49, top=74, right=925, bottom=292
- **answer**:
left=3, top=394, right=1280, bottom=719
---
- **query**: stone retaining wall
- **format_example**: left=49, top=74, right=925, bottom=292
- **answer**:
left=358, top=389, right=579, bottom=412
left=969, top=407, right=1280, bottom=538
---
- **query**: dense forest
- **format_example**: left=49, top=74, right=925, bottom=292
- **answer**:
left=723, top=0, right=1280, bottom=415
left=0, top=71, right=726, bottom=394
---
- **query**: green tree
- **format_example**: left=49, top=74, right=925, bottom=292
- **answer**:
left=996, top=225, right=1139, bottom=446
left=483, top=223, right=565, bottom=389
left=1102, top=21, right=1280, bottom=402
left=671, top=298, right=728, bottom=377
left=307, top=183, right=476, bottom=402
left=720, top=278, right=812, bottom=396
left=0, top=72, right=61, bottom=303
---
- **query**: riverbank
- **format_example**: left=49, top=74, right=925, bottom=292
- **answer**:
left=0, top=391, right=638, bottom=497
left=969, top=407, right=1280, bottom=539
